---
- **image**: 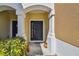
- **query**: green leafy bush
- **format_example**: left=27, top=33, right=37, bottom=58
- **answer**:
left=0, top=37, right=28, bottom=56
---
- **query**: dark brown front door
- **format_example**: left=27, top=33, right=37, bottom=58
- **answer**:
left=12, top=21, right=17, bottom=37
left=31, top=21, right=43, bottom=41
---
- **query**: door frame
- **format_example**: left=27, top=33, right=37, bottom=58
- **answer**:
left=10, top=20, right=17, bottom=38
left=29, top=19, right=45, bottom=42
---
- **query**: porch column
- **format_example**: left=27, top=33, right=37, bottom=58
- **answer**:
left=47, top=9, right=56, bottom=55
left=16, top=10, right=25, bottom=38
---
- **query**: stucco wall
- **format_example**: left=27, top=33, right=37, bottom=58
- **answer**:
left=0, top=10, right=16, bottom=39
left=55, top=3, right=79, bottom=47
left=25, top=11, right=49, bottom=41
left=0, top=11, right=10, bottom=39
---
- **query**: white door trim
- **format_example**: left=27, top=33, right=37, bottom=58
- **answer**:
left=10, top=20, right=12, bottom=38
left=10, top=19, right=17, bottom=38
left=29, top=19, right=45, bottom=42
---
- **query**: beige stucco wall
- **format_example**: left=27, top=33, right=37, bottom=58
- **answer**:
left=55, top=3, right=79, bottom=47
left=24, top=11, right=49, bottom=41
left=0, top=10, right=16, bottom=39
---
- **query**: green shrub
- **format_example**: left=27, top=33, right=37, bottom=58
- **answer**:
left=0, top=37, right=28, bottom=56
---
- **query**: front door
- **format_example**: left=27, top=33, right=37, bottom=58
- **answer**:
left=12, top=21, right=17, bottom=37
left=31, top=21, right=43, bottom=41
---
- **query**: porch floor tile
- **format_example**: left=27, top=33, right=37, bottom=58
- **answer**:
left=28, top=42, right=43, bottom=56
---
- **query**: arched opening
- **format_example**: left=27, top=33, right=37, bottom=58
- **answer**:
left=23, top=4, right=55, bottom=55
left=24, top=5, right=52, bottom=42
left=0, top=6, right=17, bottom=39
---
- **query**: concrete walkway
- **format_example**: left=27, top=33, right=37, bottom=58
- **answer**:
left=28, top=42, right=43, bottom=56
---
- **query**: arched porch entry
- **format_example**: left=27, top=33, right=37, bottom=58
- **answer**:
left=0, top=6, right=17, bottom=39
left=24, top=4, right=51, bottom=42
left=0, top=4, right=24, bottom=39
left=23, top=3, right=55, bottom=55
